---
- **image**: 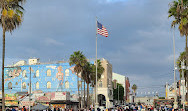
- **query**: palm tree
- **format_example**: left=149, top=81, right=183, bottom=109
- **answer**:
left=0, top=0, right=25, bottom=110
left=69, top=51, right=87, bottom=110
left=168, top=0, right=188, bottom=101
left=90, top=60, right=104, bottom=87
left=168, top=0, right=188, bottom=47
left=82, top=62, right=92, bottom=109
left=177, top=51, right=186, bottom=78
left=132, top=84, right=137, bottom=94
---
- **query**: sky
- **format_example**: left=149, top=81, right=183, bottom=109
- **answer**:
left=0, top=0, right=186, bottom=96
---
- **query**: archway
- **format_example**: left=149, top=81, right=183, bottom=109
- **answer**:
left=98, top=94, right=106, bottom=106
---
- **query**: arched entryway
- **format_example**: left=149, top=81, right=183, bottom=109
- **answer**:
left=98, top=94, right=106, bottom=106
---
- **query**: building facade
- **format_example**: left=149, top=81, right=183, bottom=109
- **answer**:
left=5, top=59, right=81, bottom=95
left=112, top=73, right=129, bottom=103
left=4, top=58, right=113, bottom=108
left=97, top=58, right=113, bottom=108
left=135, top=96, right=158, bottom=105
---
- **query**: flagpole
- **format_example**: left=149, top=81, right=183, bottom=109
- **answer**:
left=95, top=16, right=99, bottom=111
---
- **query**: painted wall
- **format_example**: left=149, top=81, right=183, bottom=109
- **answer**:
left=4, top=62, right=93, bottom=96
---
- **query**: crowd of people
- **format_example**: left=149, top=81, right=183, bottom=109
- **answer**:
left=4, top=104, right=187, bottom=111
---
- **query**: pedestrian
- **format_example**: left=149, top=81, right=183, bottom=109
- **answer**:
left=22, top=106, right=27, bottom=111
left=54, top=107, right=56, bottom=111
left=12, top=107, right=16, bottom=111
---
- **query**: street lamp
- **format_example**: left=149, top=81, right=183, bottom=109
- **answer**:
left=172, top=27, right=178, bottom=109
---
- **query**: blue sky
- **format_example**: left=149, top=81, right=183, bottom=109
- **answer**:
left=0, top=0, right=185, bottom=96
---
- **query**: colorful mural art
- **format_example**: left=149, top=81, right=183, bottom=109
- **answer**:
left=4, top=62, right=93, bottom=97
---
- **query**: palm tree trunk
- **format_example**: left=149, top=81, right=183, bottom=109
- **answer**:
left=84, top=80, right=86, bottom=108
left=77, top=74, right=80, bottom=110
left=2, top=26, right=5, bottom=111
left=87, top=83, right=90, bottom=110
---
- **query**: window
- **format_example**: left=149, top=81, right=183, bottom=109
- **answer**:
left=65, top=69, right=69, bottom=76
left=36, top=70, right=39, bottom=77
left=22, top=82, right=26, bottom=89
left=36, top=82, right=39, bottom=89
left=99, top=80, right=102, bottom=88
left=8, top=82, right=12, bottom=89
left=65, top=81, right=69, bottom=89
left=22, top=70, right=26, bottom=78
left=47, top=69, right=51, bottom=76
left=47, top=82, right=51, bottom=89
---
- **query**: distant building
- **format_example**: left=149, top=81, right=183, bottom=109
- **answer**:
left=135, top=96, right=158, bottom=105
left=112, top=73, right=130, bottom=103
left=125, top=77, right=130, bottom=103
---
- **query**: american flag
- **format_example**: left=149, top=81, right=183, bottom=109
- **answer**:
left=97, top=21, right=108, bottom=37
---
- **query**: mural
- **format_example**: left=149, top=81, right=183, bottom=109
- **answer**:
left=4, top=62, right=93, bottom=97
left=56, top=66, right=64, bottom=91
left=5, top=67, right=22, bottom=83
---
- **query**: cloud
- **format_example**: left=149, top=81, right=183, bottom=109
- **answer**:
left=0, top=0, right=184, bottom=96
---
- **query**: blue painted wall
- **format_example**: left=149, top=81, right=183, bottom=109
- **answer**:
left=4, top=62, right=93, bottom=95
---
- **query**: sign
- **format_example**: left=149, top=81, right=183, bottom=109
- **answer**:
left=53, top=92, right=66, bottom=100
left=52, top=104, right=66, bottom=109
left=36, top=96, right=50, bottom=102
left=45, top=92, right=70, bottom=101
left=19, top=101, right=34, bottom=108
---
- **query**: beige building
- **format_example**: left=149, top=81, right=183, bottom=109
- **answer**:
left=97, top=58, right=113, bottom=108
left=135, top=96, right=158, bottom=105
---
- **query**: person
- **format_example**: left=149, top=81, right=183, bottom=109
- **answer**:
left=54, top=107, right=56, bottom=111
left=12, top=107, right=16, bottom=111
left=57, top=107, right=60, bottom=111
left=22, top=106, right=27, bottom=111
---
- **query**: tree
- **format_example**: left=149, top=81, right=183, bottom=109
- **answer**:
left=113, top=83, right=124, bottom=103
left=69, top=51, right=87, bottom=110
left=90, top=60, right=104, bottom=87
left=0, top=0, right=25, bottom=110
left=177, top=51, right=186, bottom=78
left=82, top=62, right=92, bottom=109
left=168, top=0, right=188, bottom=101
left=132, top=84, right=137, bottom=93
left=168, top=0, right=188, bottom=46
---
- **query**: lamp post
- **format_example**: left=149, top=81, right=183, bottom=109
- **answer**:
left=172, top=27, right=178, bottom=109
